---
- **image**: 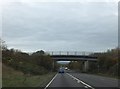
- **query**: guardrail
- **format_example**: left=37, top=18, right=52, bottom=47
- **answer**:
left=46, top=51, right=94, bottom=56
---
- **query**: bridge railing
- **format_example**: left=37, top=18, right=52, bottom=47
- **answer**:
left=46, top=51, right=94, bottom=56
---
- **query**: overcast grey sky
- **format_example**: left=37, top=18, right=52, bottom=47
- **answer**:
left=2, top=0, right=118, bottom=52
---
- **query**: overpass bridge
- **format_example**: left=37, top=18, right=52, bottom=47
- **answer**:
left=46, top=51, right=98, bottom=72
left=46, top=51, right=97, bottom=61
left=50, top=55, right=97, bottom=61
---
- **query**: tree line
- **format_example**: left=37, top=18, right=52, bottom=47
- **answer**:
left=1, top=40, right=54, bottom=75
left=2, top=49, right=54, bottom=75
left=68, top=48, right=119, bottom=77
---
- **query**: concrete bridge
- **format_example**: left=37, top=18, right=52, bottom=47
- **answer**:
left=46, top=51, right=98, bottom=72
left=50, top=55, right=97, bottom=61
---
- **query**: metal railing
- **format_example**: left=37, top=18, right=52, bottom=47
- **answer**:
left=46, top=51, right=94, bottom=56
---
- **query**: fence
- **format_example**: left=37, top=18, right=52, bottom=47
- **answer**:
left=46, top=51, right=94, bottom=56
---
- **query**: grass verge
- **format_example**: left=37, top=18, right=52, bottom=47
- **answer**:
left=2, top=64, right=56, bottom=87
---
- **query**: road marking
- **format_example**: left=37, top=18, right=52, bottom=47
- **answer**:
left=44, top=73, right=58, bottom=89
left=84, top=86, right=88, bottom=88
left=67, top=73, right=95, bottom=89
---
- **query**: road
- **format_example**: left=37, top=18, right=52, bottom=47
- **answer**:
left=45, top=72, right=119, bottom=89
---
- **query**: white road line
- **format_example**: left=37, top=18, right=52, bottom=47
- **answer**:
left=84, top=86, right=88, bottom=88
left=44, top=73, right=58, bottom=89
left=67, top=73, right=95, bottom=89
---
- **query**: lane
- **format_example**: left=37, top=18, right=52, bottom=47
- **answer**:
left=69, top=72, right=119, bottom=88
left=46, top=73, right=86, bottom=88
left=45, top=70, right=119, bottom=88
left=66, top=73, right=94, bottom=89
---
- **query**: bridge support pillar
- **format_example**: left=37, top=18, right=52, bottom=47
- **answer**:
left=52, top=61, right=55, bottom=71
left=52, top=60, right=55, bottom=71
left=83, top=61, right=89, bottom=72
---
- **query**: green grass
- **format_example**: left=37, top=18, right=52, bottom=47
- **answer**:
left=2, top=64, right=56, bottom=87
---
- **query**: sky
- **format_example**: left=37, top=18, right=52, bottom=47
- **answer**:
left=1, top=0, right=119, bottom=53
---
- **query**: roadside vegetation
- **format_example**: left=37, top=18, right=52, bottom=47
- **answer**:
left=2, top=49, right=53, bottom=75
left=1, top=40, right=57, bottom=87
left=68, top=48, right=120, bottom=79
left=2, top=64, right=56, bottom=87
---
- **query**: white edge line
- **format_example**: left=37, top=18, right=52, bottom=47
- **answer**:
left=44, top=73, right=58, bottom=89
left=67, top=73, right=95, bottom=89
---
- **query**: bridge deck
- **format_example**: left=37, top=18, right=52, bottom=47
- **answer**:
left=50, top=55, right=97, bottom=61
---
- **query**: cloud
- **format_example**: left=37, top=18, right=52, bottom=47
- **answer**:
left=2, top=1, right=118, bottom=52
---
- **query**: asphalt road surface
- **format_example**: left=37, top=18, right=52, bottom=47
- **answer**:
left=45, top=72, right=119, bottom=89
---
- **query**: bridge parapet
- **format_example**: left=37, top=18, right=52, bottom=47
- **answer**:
left=46, top=51, right=94, bottom=56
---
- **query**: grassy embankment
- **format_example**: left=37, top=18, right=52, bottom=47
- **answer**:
left=2, top=64, right=56, bottom=87
left=0, top=62, right=2, bottom=88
